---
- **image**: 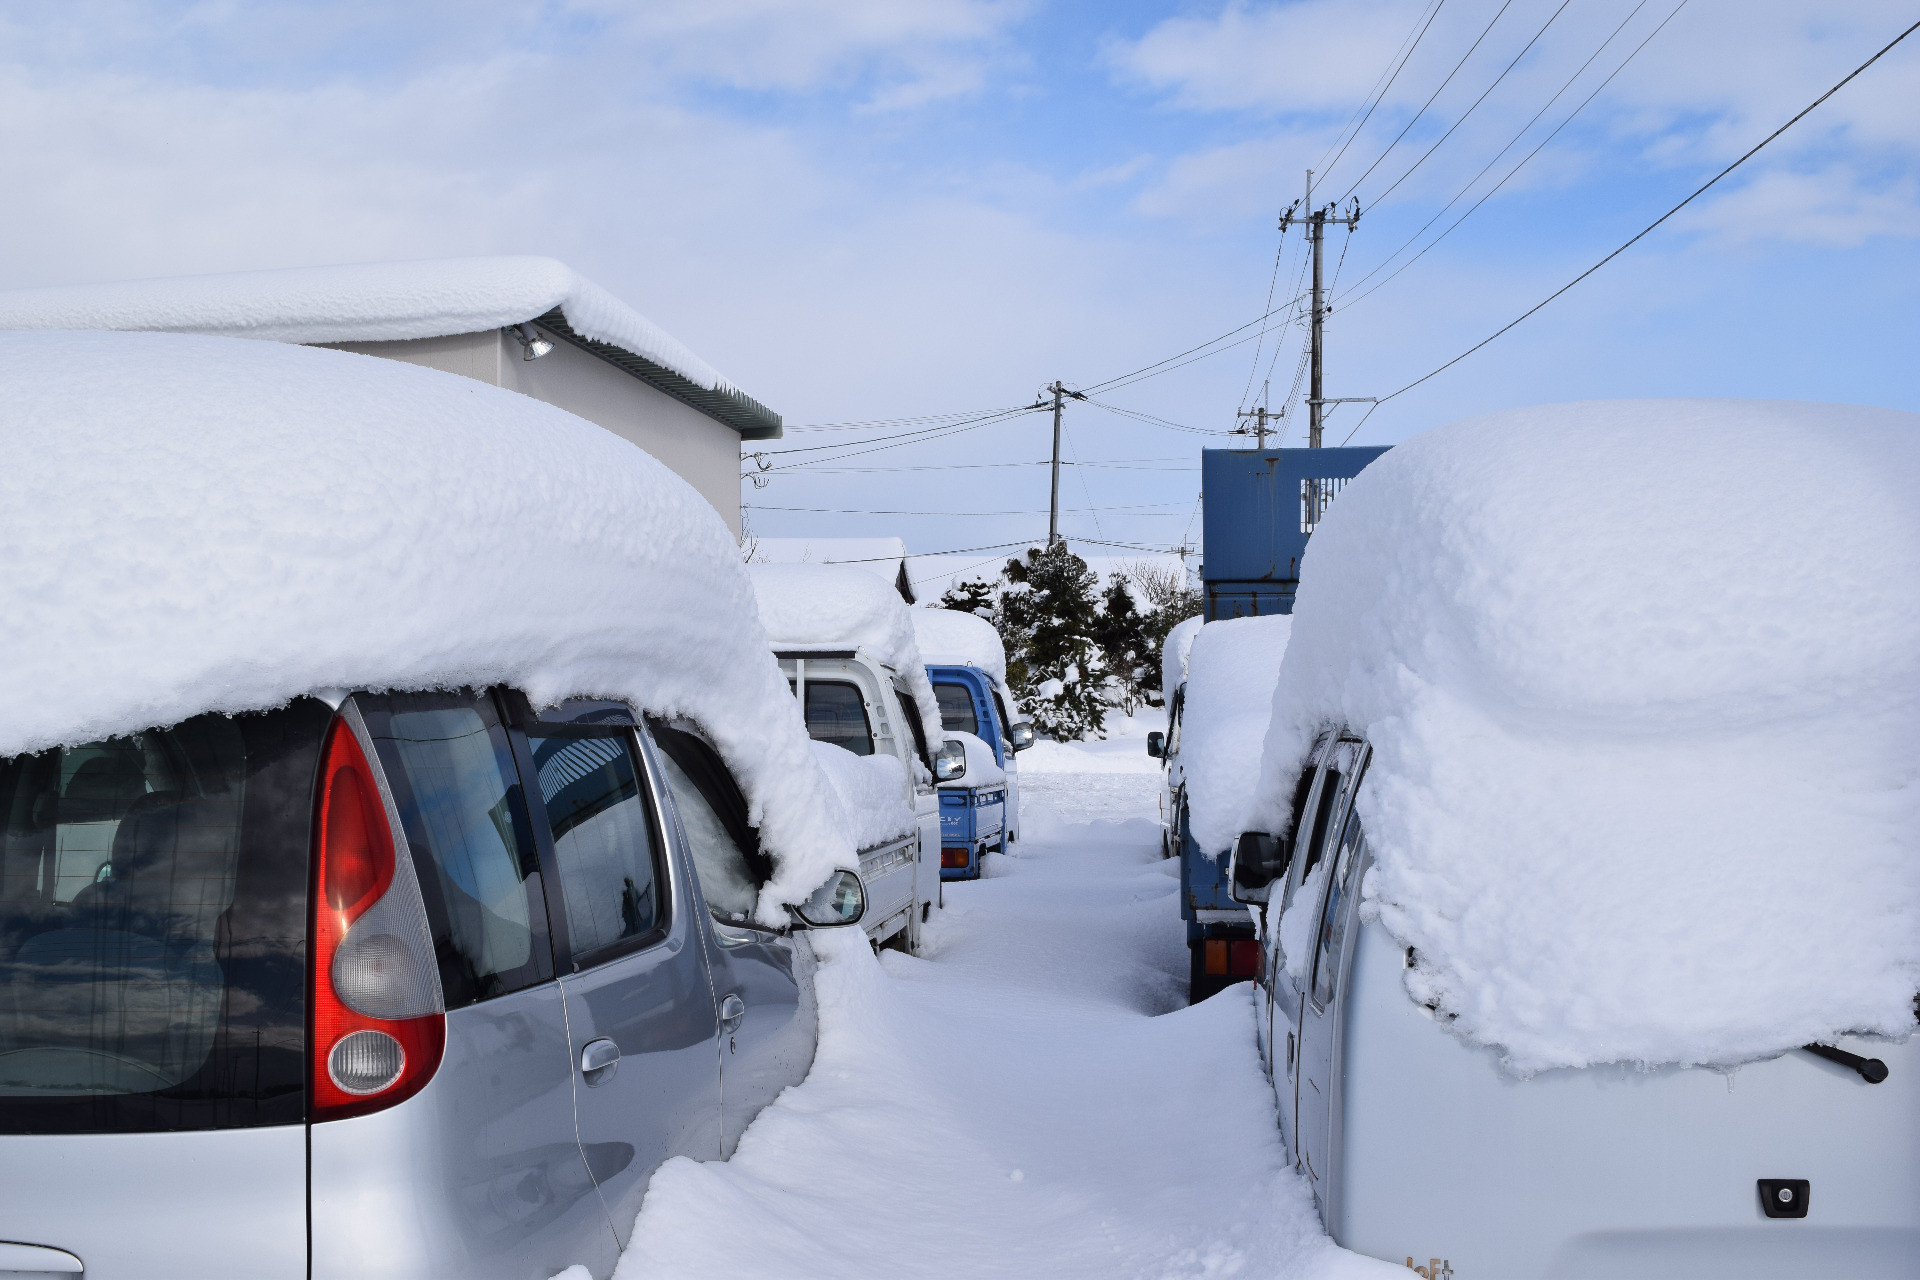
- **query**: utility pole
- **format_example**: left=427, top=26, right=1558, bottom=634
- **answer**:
left=1044, top=381, right=1085, bottom=547
left=1233, top=405, right=1272, bottom=449
left=1279, top=170, right=1361, bottom=448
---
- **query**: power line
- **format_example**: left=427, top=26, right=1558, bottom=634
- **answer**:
left=753, top=404, right=1046, bottom=472
left=1366, top=0, right=1575, bottom=209
left=1341, top=0, right=1690, bottom=312
left=1375, top=14, right=1920, bottom=406
left=1318, top=0, right=1451, bottom=190
left=1080, top=288, right=1309, bottom=396
left=1082, top=398, right=1233, bottom=435
left=1339, top=0, right=1518, bottom=202
left=754, top=403, right=1041, bottom=459
left=782, top=409, right=1009, bottom=433
left=744, top=502, right=1189, bottom=516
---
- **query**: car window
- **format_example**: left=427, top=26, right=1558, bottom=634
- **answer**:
left=1311, top=805, right=1368, bottom=1009
left=0, top=703, right=327, bottom=1133
left=650, top=726, right=772, bottom=927
left=1166, top=687, right=1184, bottom=756
left=526, top=732, right=664, bottom=963
left=990, top=689, right=1011, bottom=742
left=371, top=695, right=551, bottom=1006
left=932, top=682, right=978, bottom=736
left=1295, top=767, right=1343, bottom=884
left=893, top=688, right=933, bottom=773
left=805, top=681, right=873, bottom=756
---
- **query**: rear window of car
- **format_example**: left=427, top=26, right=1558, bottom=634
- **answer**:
left=804, top=681, right=873, bottom=756
left=932, top=682, right=978, bottom=737
left=0, top=701, right=330, bottom=1134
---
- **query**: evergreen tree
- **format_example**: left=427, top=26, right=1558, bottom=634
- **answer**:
left=938, top=577, right=996, bottom=617
left=1093, top=575, right=1153, bottom=713
left=999, top=544, right=1108, bottom=740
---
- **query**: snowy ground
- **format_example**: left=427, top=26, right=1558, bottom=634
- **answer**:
left=616, top=732, right=1393, bottom=1280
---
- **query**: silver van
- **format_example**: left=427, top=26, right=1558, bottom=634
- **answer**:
left=0, top=688, right=863, bottom=1280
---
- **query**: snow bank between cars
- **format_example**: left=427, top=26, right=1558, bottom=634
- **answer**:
left=0, top=330, right=839, bottom=925
left=1181, top=616, right=1291, bottom=854
left=749, top=564, right=944, bottom=752
left=808, top=743, right=917, bottom=851
left=1252, top=399, right=1920, bottom=1073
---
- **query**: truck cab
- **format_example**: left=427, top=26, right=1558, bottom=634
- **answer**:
left=926, top=664, right=1029, bottom=879
left=778, top=649, right=943, bottom=951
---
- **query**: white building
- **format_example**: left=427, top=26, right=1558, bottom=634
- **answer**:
left=0, top=256, right=779, bottom=536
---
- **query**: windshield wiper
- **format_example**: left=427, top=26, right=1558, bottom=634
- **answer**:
left=1802, top=1042, right=1888, bottom=1084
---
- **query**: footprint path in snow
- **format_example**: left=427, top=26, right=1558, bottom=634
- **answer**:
left=617, top=772, right=1393, bottom=1280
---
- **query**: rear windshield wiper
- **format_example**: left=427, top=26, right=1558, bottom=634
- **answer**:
left=1801, top=1042, right=1889, bottom=1084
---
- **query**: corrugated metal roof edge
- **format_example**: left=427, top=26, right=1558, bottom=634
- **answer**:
left=532, top=308, right=784, bottom=440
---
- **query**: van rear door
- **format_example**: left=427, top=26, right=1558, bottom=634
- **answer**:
left=0, top=703, right=331, bottom=1280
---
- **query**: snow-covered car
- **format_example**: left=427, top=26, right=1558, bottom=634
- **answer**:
left=1151, top=614, right=1289, bottom=1003
left=911, top=607, right=1034, bottom=879
left=1229, top=401, right=1920, bottom=1278
left=751, top=565, right=960, bottom=950
left=0, top=332, right=868, bottom=1280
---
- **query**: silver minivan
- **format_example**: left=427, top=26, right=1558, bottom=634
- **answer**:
left=0, top=687, right=862, bottom=1279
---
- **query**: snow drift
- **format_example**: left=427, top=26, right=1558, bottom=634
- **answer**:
left=749, top=564, right=944, bottom=752
left=808, top=743, right=917, bottom=851
left=0, top=255, right=738, bottom=395
left=911, top=607, right=1010, bottom=693
left=1180, top=616, right=1292, bottom=854
left=1250, top=398, right=1920, bottom=1073
left=0, top=329, right=843, bottom=925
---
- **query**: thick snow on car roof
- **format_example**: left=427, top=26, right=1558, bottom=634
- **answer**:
left=1251, top=398, right=1920, bottom=1073
left=1160, top=614, right=1204, bottom=702
left=749, top=564, right=944, bottom=752
left=0, top=329, right=842, bottom=925
left=911, top=607, right=1009, bottom=691
left=1180, top=616, right=1291, bottom=855
left=0, top=255, right=737, bottom=396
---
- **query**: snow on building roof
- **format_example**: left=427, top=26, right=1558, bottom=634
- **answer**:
left=0, top=329, right=840, bottom=925
left=1250, top=398, right=1920, bottom=1073
left=1160, top=614, right=1204, bottom=700
left=0, top=255, right=781, bottom=437
left=910, top=607, right=1008, bottom=691
left=1181, top=616, right=1291, bottom=854
left=751, top=537, right=913, bottom=602
left=748, top=563, right=943, bottom=752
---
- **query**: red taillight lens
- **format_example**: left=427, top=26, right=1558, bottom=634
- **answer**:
left=941, top=848, right=971, bottom=868
left=311, top=715, right=445, bottom=1122
left=1228, top=940, right=1262, bottom=978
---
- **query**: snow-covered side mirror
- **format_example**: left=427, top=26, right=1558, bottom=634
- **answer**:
left=934, top=739, right=967, bottom=782
left=1229, top=831, right=1285, bottom=905
left=1146, top=731, right=1165, bottom=759
left=1008, top=722, right=1036, bottom=752
left=790, top=869, right=866, bottom=928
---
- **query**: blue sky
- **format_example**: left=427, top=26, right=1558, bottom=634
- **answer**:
left=3, top=1, right=1915, bottom=559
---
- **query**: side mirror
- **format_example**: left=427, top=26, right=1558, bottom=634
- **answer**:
left=1008, top=722, right=1036, bottom=752
left=1228, top=831, right=1286, bottom=905
left=934, top=739, right=967, bottom=782
left=1146, top=731, right=1165, bottom=759
left=790, top=869, right=866, bottom=928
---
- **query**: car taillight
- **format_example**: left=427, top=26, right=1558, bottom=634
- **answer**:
left=941, top=847, right=971, bottom=868
left=311, top=713, right=445, bottom=1122
left=1229, top=940, right=1262, bottom=978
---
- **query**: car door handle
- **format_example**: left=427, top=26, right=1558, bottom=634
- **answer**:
left=580, top=1037, right=620, bottom=1086
left=720, top=994, right=746, bottom=1033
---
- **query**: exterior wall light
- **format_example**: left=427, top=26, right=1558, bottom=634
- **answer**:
left=513, top=324, right=554, bottom=360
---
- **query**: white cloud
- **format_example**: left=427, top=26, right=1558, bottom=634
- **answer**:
left=1674, top=166, right=1920, bottom=246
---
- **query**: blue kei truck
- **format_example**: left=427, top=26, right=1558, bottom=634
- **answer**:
left=1154, top=445, right=1388, bottom=1001
left=927, top=664, right=1032, bottom=878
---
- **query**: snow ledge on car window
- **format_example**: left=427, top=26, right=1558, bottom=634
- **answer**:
left=1250, top=398, right=1920, bottom=1074
left=0, top=330, right=837, bottom=927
